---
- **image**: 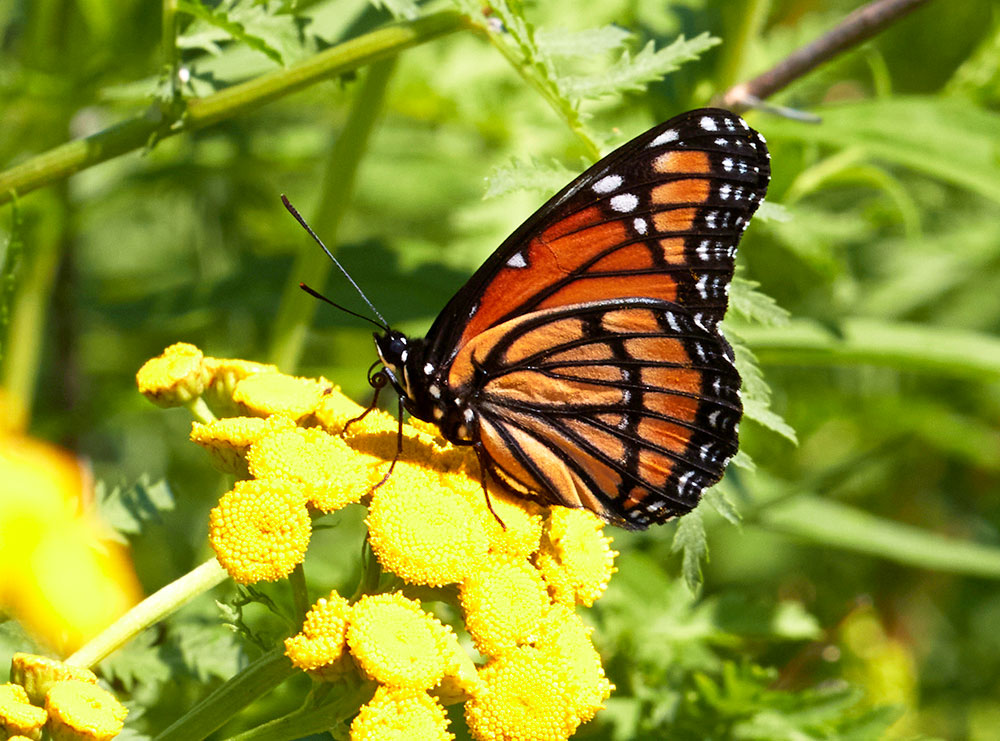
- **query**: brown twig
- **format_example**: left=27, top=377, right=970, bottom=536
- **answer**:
left=721, top=0, right=933, bottom=112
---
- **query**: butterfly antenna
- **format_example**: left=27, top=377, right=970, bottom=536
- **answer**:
left=281, top=194, right=389, bottom=330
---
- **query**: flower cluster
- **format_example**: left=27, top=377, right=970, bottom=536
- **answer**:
left=1, top=653, right=128, bottom=741
left=138, top=343, right=618, bottom=740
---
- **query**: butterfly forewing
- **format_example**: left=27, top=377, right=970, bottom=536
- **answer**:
left=424, top=108, right=771, bottom=366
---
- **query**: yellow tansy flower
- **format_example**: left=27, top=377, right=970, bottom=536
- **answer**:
left=247, top=426, right=373, bottom=512
left=208, top=479, right=312, bottom=583
left=0, top=682, right=47, bottom=739
left=366, top=466, right=490, bottom=587
left=535, top=606, right=613, bottom=724
left=350, top=685, right=453, bottom=741
left=464, top=644, right=583, bottom=741
left=232, top=372, right=328, bottom=420
left=9, top=654, right=97, bottom=705
left=346, top=593, right=455, bottom=690
left=45, top=680, right=127, bottom=741
left=284, top=590, right=352, bottom=679
left=135, top=342, right=211, bottom=407
left=190, top=416, right=296, bottom=475
left=203, top=355, right=278, bottom=403
left=535, top=508, right=618, bottom=607
left=459, top=557, right=550, bottom=657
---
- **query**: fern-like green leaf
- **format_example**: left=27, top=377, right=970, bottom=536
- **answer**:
left=370, top=0, right=420, bottom=21
left=177, top=0, right=298, bottom=65
left=729, top=277, right=791, bottom=327
left=483, top=156, right=579, bottom=198
left=729, top=334, right=799, bottom=444
left=671, top=507, right=707, bottom=593
left=535, top=25, right=631, bottom=59
left=558, top=32, right=720, bottom=100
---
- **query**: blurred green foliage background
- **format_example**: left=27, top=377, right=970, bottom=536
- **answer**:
left=2, top=0, right=1000, bottom=738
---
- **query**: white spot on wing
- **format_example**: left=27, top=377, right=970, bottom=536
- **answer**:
left=592, top=174, right=622, bottom=194
left=649, top=129, right=679, bottom=147
left=633, top=217, right=648, bottom=235
left=700, top=116, right=718, bottom=131
left=423, top=362, right=434, bottom=375
left=610, top=193, right=639, bottom=212
left=722, top=157, right=733, bottom=172
left=719, top=183, right=732, bottom=200
left=696, top=274, right=710, bottom=298
left=506, top=252, right=528, bottom=268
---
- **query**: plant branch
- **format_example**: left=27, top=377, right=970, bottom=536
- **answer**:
left=720, top=0, right=932, bottom=110
left=0, top=11, right=465, bottom=207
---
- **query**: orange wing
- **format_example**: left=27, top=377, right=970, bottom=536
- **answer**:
left=448, top=300, right=741, bottom=528
left=423, top=108, right=770, bottom=368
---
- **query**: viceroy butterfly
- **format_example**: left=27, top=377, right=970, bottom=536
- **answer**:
left=305, top=107, right=770, bottom=530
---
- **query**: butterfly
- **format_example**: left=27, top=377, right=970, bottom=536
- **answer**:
left=359, top=108, right=769, bottom=529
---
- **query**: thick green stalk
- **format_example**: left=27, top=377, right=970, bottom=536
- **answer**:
left=67, top=559, right=229, bottom=668
left=0, top=11, right=465, bottom=207
left=154, top=648, right=298, bottom=741
left=268, top=57, right=396, bottom=372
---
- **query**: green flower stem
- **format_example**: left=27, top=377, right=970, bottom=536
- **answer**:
left=222, top=677, right=375, bottom=741
left=1, top=191, right=65, bottom=429
left=0, top=11, right=465, bottom=207
left=717, top=0, right=771, bottom=94
left=155, top=648, right=298, bottom=741
left=289, top=562, right=310, bottom=620
left=185, top=395, right=217, bottom=424
left=475, top=24, right=600, bottom=161
left=267, top=56, right=397, bottom=372
left=67, top=558, right=228, bottom=669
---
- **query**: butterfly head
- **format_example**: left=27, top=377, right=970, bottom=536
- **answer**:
left=373, top=329, right=414, bottom=399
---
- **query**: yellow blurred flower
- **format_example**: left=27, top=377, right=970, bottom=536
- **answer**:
left=366, top=467, right=490, bottom=587
left=135, top=342, right=211, bottom=408
left=208, top=479, right=312, bottom=583
left=247, top=426, right=374, bottom=512
left=284, top=590, right=352, bottom=679
left=350, top=685, right=453, bottom=741
left=45, top=679, right=127, bottom=741
left=534, top=508, right=618, bottom=607
left=346, top=593, right=456, bottom=691
left=459, top=557, right=550, bottom=657
left=0, top=432, right=141, bottom=654
left=0, top=682, right=47, bottom=739
left=232, top=372, right=328, bottom=420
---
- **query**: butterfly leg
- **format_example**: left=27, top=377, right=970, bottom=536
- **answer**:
left=472, top=441, right=507, bottom=531
left=342, top=363, right=388, bottom=437
left=369, top=395, right=405, bottom=493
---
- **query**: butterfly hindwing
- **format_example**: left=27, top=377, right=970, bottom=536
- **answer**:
left=446, top=299, right=742, bottom=528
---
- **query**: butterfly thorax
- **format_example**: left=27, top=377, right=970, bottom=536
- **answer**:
left=372, top=330, right=478, bottom=444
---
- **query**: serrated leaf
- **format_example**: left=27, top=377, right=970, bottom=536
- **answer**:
left=483, top=156, right=578, bottom=199
left=703, top=487, right=741, bottom=526
left=98, top=630, right=172, bottom=693
left=755, top=200, right=792, bottom=223
left=743, top=398, right=798, bottom=444
left=558, top=32, right=720, bottom=100
left=98, top=477, right=176, bottom=538
left=671, top=508, right=706, bottom=593
left=370, top=0, right=420, bottom=21
left=731, top=449, right=756, bottom=471
left=535, top=25, right=631, bottom=59
left=729, top=277, right=790, bottom=327
left=177, top=0, right=298, bottom=65
left=174, top=621, right=247, bottom=682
